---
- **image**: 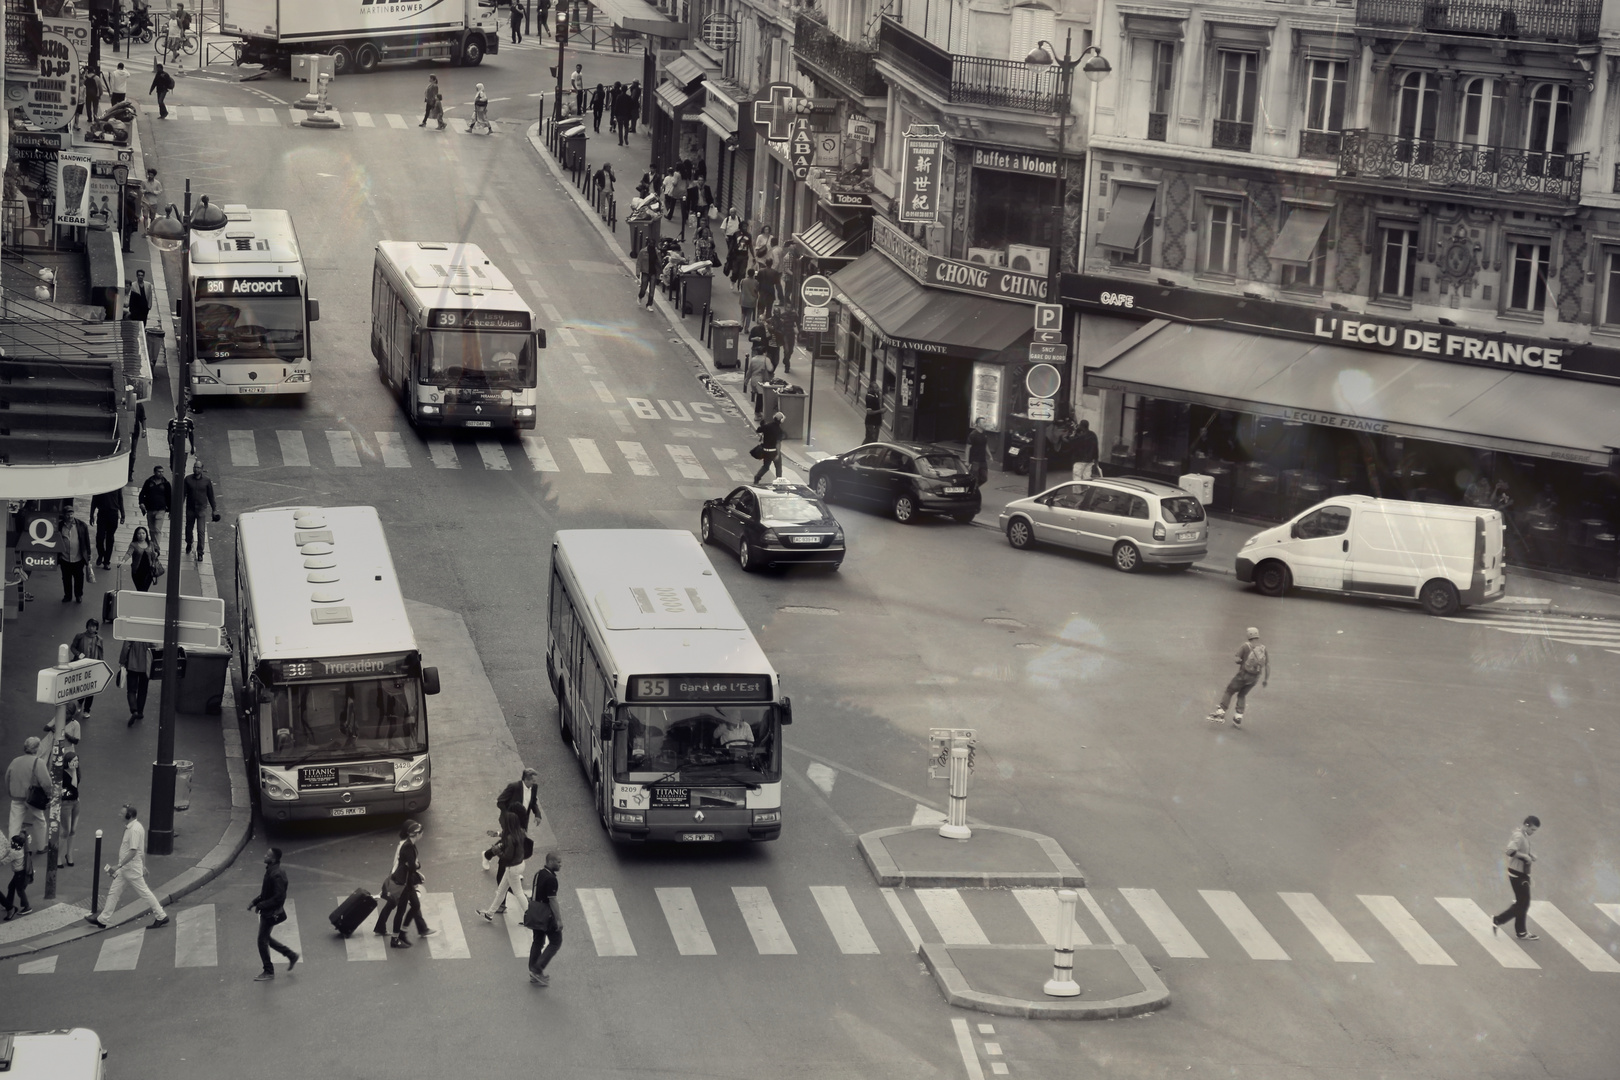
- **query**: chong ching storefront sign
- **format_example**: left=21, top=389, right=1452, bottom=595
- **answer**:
left=873, top=216, right=1048, bottom=304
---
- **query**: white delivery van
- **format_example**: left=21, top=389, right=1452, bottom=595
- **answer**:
left=1234, top=495, right=1506, bottom=616
left=0, top=1029, right=106, bottom=1079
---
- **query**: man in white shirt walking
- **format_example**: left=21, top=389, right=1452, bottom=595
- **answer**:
left=108, top=62, right=130, bottom=105
left=87, top=804, right=169, bottom=929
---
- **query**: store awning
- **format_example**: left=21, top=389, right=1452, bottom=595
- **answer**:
left=591, top=0, right=688, bottom=37
left=666, top=53, right=709, bottom=87
left=793, top=221, right=853, bottom=259
left=655, top=81, right=701, bottom=116
left=1096, top=185, right=1156, bottom=251
left=1269, top=208, right=1331, bottom=264
left=1088, top=322, right=1620, bottom=467
left=831, top=251, right=1033, bottom=361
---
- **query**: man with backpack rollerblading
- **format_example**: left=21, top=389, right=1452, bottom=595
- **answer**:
left=1208, top=627, right=1268, bottom=727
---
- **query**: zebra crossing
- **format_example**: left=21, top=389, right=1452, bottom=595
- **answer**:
left=155, top=104, right=525, bottom=132
left=21, top=882, right=1620, bottom=979
left=213, top=427, right=800, bottom=483
left=1441, top=607, right=1620, bottom=656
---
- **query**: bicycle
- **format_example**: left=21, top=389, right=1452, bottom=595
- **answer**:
left=157, top=27, right=197, bottom=61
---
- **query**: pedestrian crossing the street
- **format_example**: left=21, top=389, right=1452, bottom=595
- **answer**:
left=210, top=427, right=800, bottom=484
left=1441, top=608, right=1620, bottom=655
left=152, top=104, right=525, bottom=133
left=24, top=883, right=1620, bottom=979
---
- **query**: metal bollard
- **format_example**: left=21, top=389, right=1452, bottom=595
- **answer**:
left=1043, top=889, right=1082, bottom=997
left=939, top=745, right=972, bottom=840
left=90, top=830, right=104, bottom=915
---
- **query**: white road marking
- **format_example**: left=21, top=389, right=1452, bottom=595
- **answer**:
left=190, top=105, right=210, bottom=122
left=477, top=442, right=512, bottom=471
left=145, top=426, right=163, bottom=459
left=385, top=113, right=408, bottom=128
left=222, top=106, right=245, bottom=124
left=733, top=887, right=796, bottom=955
left=428, top=441, right=460, bottom=469
left=228, top=429, right=258, bottom=467
left=511, top=259, right=532, bottom=275
left=656, top=887, right=716, bottom=955
left=376, top=431, right=410, bottom=468
left=270, top=899, right=303, bottom=965
left=1077, top=888, right=1126, bottom=946
left=501, top=905, right=530, bottom=958
left=1357, top=895, right=1454, bottom=965
left=910, top=803, right=946, bottom=826
left=174, top=905, right=218, bottom=968
left=1598, top=903, right=1620, bottom=931
left=951, top=1018, right=987, bottom=1080
left=17, top=956, right=56, bottom=974
left=616, top=441, right=657, bottom=476
left=569, top=438, right=611, bottom=474
left=257, top=107, right=279, bottom=123
left=422, top=893, right=470, bottom=958
left=713, top=447, right=739, bottom=460
left=916, top=889, right=990, bottom=945
left=554, top=326, right=577, bottom=346
left=1527, top=901, right=1620, bottom=972
left=577, top=888, right=636, bottom=956
left=326, top=430, right=361, bottom=468
left=1201, top=890, right=1289, bottom=960
left=590, top=380, right=616, bottom=403
left=1014, top=889, right=1091, bottom=947
left=94, top=928, right=145, bottom=971
left=521, top=436, right=559, bottom=472
left=880, top=887, right=923, bottom=953
left=725, top=464, right=754, bottom=481
left=498, top=235, right=520, bottom=254
left=343, top=918, right=389, bottom=961
left=805, top=762, right=836, bottom=794
left=543, top=303, right=564, bottom=324
left=665, top=445, right=708, bottom=479
left=286, top=108, right=302, bottom=125
left=1279, top=892, right=1372, bottom=963
left=1435, top=897, right=1538, bottom=969
left=608, top=410, right=634, bottom=433
left=353, top=111, right=375, bottom=127
left=1119, top=888, right=1207, bottom=958
left=276, top=430, right=310, bottom=467
left=657, top=399, right=692, bottom=421
left=809, top=886, right=878, bottom=955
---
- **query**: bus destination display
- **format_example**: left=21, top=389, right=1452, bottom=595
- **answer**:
left=627, top=674, right=772, bottom=702
left=196, top=277, right=302, bottom=297
left=430, top=309, right=530, bottom=331
left=262, top=652, right=416, bottom=683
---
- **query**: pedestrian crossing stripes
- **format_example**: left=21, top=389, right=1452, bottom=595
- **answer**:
left=1440, top=609, right=1620, bottom=653
left=153, top=105, right=519, bottom=133
left=29, top=885, right=1620, bottom=978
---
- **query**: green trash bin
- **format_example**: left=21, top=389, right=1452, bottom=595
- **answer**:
left=774, top=384, right=806, bottom=441
left=177, top=643, right=232, bottom=716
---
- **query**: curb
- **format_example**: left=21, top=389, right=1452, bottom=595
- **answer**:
left=920, top=942, right=1170, bottom=1021
left=857, top=825, right=1085, bottom=889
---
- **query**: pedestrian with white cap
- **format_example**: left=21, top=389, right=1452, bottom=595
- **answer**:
left=1207, top=627, right=1268, bottom=727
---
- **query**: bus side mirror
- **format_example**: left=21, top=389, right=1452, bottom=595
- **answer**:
left=535, top=329, right=547, bottom=349
left=307, top=298, right=321, bottom=323
left=421, top=667, right=441, bottom=695
left=779, top=697, right=793, bottom=725
left=599, top=717, right=614, bottom=742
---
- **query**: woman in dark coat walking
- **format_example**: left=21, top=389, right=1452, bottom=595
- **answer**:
left=590, top=84, right=605, bottom=133
left=373, top=819, right=435, bottom=947
left=121, top=526, right=158, bottom=591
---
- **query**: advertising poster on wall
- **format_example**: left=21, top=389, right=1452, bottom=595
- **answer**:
left=55, top=151, right=92, bottom=226
left=22, top=17, right=84, bottom=130
left=87, top=161, right=123, bottom=231
left=971, top=362, right=1004, bottom=431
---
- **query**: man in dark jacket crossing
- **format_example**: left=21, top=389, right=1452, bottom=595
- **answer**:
left=248, top=848, right=299, bottom=981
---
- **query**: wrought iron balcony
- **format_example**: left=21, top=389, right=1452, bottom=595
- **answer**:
left=1299, top=129, right=1342, bottom=162
left=877, top=17, right=1067, bottom=114
left=1356, top=0, right=1600, bottom=44
left=1146, top=112, right=1167, bottom=142
left=794, top=14, right=886, bottom=99
left=1212, top=119, right=1253, bottom=152
left=1338, top=129, right=1585, bottom=205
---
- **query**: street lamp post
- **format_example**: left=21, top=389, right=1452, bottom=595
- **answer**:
left=552, top=9, right=570, bottom=120
left=1024, top=32, right=1110, bottom=496
left=141, top=182, right=227, bottom=856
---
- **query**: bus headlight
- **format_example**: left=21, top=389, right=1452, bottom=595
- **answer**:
left=259, top=768, right=298, bottom=801
left=194, top=373, right=219, bottom=384
left=515, top=407, right=535, bottom=418
left=612, top=809, right=645, bottom=826
left=287, top=372, right=311, bottom=383
left=752, top=810, right=781, bottom=824
left=420, top=404, right=441, bottom=415
left=395, top=757, right=430, bottom=792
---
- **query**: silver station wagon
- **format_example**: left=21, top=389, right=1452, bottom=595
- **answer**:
left=999, top=476, right=1209, bottom=572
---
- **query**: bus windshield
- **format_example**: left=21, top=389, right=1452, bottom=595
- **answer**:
left=194, top=296, right=306, bottom=361
left=620, top=704, right=780, bottom=784
left=423, top=329, right=537, bottom=388
left=261, top=677, right=426, bottom=764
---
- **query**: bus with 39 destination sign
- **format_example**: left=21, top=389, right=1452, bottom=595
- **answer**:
left=548, top=530, right=793, bottom=843
left=235, top=505, right=441, bottom=822
left=185, top=206, right=320, bottom=400
left=371, top=241, right=546, bottom=430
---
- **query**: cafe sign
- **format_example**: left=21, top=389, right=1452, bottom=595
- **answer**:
left=873, top=216, right=1048, bottom=304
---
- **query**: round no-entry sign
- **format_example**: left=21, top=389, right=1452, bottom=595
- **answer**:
left=801, top=274, right=834, bottom=307
left=1025, top=363, right=1061, bottom=399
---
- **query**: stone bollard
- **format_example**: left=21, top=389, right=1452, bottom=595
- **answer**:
left=938, top=745, right=972, bottom=840
left=1043, top=888, right=1082, bottom=997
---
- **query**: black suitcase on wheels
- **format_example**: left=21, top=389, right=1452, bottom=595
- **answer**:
left=330, top=888, right=377, bottom=937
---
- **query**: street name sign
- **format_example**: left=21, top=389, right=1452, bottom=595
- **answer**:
left=800, top=274, right=833, bottom=307
left=1029, top=342, right=1068, bottom=363
left=36, top=659, right=114, bottom=706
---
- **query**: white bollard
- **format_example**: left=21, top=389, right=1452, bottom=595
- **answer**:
left=938, top=745, right=972, bottom=840
left=1043, top=888, right=1081, bottom=997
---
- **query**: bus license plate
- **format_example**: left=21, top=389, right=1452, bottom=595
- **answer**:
left=679, top=832, right=716, bottom=842
left=330, top=806, right=367, bottom=817
left=239, top=386, right=266, bottom=394
left=466, top=420, right=492, bottom=428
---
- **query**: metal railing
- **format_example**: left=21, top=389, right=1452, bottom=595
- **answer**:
left=794, top=14, right=886, bottom=98
left=878, top=17, right=1066, bottom=114
left=1299, top=129, right=1342, bottom=161
left=543, top=117, right=617, bottom=231
left=1212, top=119, right=1253, bottom=152
left=1338, top=129, right=1586, bottom=204
left=1355, top=0, right=1601, bottom=43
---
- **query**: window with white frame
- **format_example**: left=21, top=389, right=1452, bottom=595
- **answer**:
left=1008, top=4, right=1057, bottom=63
left=1217, top=51, right=1258, bottom=126
left=1396, top=71, right=1439, bottom=142
left=1525, top=84, right=1572, bottom=155
left=1376, top=225, right=1419, bottom=301
left=1304, top=59, right=1346, bottom=133
left=1203, top=199, right=1242, bottom=276
left=1506, top=240, right=1552, bottom=314
left=1602, top=250, right=1620, bottom=327
left=1279, top=225, right=1329, bottom=292
left=1151, top=41, right=1175, bottom=113
left=1458, top=77, right=1504, bottom=145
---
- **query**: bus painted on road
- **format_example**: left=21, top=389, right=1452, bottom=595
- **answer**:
left=235, top=505, right=440, bottom=821
left=548, top=530, right=792, bottom=843
left=186, top=206, right=319, bottom=399
left=371, top=241, right=545, bottom=430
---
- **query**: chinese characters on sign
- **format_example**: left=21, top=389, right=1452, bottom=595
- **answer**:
left=898, top=129, right=944, bottom=224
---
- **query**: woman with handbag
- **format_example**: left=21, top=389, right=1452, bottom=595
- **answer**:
left=121, top=526, right=160, bottom=591
left=477, top=810, right=528, bottom=922
left=372, top=818, right=435, bottom=947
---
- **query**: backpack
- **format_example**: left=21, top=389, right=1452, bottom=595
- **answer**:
left=158, top=70, right=175, bottom=92
left=1241, top=643, right=1267, bottom=676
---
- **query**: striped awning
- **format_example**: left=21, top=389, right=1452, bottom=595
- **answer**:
left=792, top=221, right=851, bottom=258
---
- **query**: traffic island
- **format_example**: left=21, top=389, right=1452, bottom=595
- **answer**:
left=858, top=824, right=1084, bottom=888
left=921, top=942, right=1170, bottom=1020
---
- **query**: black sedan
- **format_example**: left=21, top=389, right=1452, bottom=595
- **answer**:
left=700, top=482, right=845, bottom=571
left=806, top=442, right=981, bottom=524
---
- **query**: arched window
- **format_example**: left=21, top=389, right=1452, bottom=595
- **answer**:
left=1525, top=83, right=1571, bottom=155
left=1458, top=77, right=1504, bottom=146
left=1396, top=71, right=1439, bottom=142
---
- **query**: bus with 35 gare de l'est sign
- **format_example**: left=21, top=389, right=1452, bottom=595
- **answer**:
left=548, top=530, right=793, bottom=843
left=371, top=240, right=546, bottom=430
left=185, top=206, right=320, bottom=399
left=235, top=505, right=442, bottom=821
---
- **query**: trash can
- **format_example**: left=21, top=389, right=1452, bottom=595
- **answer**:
left=711, top=319, right=742, bottom=370
left=176, top=643, right=231, bottom=715
left=774, top=384, right=807, bottom=440
left=680, top=270, right=712, bottom=318
left=561, top=124, right=587, bottom=169
left=174, top=760, right=195, bottom=810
